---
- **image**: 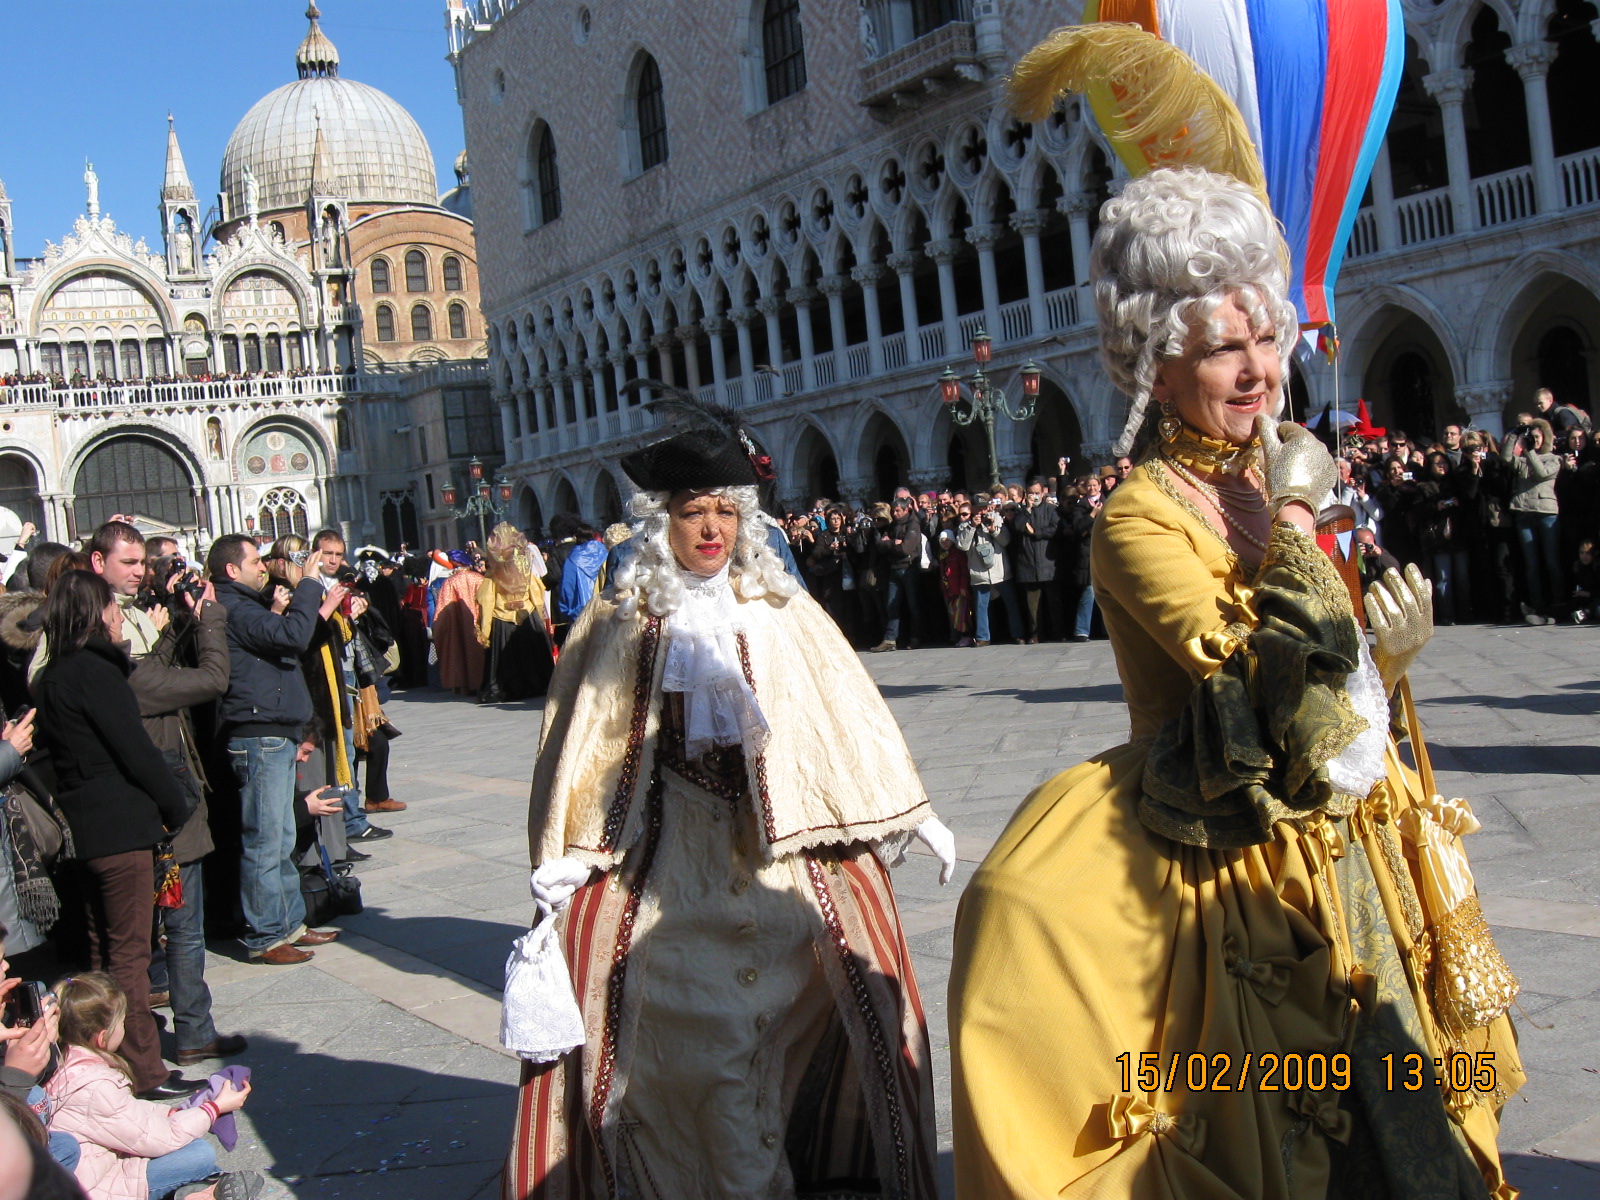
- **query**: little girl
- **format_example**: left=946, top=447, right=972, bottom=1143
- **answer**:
left=43, top=973, right=262, bottom=1200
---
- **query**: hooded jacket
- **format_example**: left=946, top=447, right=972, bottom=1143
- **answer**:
left=0, top=589, right=42, bottom=714
left=45, top=1044, right=216, bottom=1200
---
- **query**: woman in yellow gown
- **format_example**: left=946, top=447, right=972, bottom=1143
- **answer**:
left=949, top=168, right=1524, bottom=1200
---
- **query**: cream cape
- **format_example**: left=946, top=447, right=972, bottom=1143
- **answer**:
left=528, top=585, right=931, bottom=868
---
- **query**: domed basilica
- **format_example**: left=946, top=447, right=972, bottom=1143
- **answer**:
left=0, top=3, right=489, bottom=552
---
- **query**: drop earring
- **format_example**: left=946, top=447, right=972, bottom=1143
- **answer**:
left=1158, top=400, right=1181, bottom=443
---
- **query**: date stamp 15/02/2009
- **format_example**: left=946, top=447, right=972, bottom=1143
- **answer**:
left=1115, top=1051, right=1499, bottom=1094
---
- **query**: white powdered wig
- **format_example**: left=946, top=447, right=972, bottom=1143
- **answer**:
left=1090, top=167, right=1299, bottom=455
left=612, top=485, right=800, bottom=620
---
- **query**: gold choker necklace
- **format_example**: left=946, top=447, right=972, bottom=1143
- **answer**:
left=1160, top=425, right=1259, bottom=477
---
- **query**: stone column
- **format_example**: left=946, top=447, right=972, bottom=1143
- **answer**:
left=1457, top=381, right=1512, bottom=437
left=817, top=277, right=850, bottom=367
left=965, top=224, right=1002, bottom=339
left=517, top=386, right=535, bottom=438
left=1010, top=208, right=1050, bottom=335
left=728, top=310, right=757, bottom=390
left=571, top=368, right=592, bottom=426
left=1060, top=193, right=1095, bottom=287
left=907, top=466, right=946, bottom=495
left=701, top=318, right=731, bottom=402
left=674, top=326, right=702, bottom=393
left=1424, top=67, right=1476, bottom=233
left=1371, top=140, right=1399, bottom=251
left=1508, top=42, right=1561, bottom=213
left=589, top=357, right=610, bottom=414
left=628, top=341, right=652, bottom=402
left=610, top=350, right=632, bottom=410
left=851, top=264, right=888, bottom=375
left=498, top=396, right=517, bottom=459
left=923, top=240, right=963, bottom=359
left=783, top=290, right=818, bottom=390
left=651, top=332, right=677, bottom=387
left=756, top=297, right=785, bottom=372
left=886, top=251, right=922, bottom=364
left=837, top=476, right=875, bottom=508
left=996, top=454, right=1034, bottom=487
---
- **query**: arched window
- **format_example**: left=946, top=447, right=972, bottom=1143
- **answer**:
left=370, top=258, right=391, bottom=293
left=258, top=487, right=309, bottom=540
left=636, top=55, right=669, bottom=170
left=538, top=127, right=562, bottom=222
left=763, top=0, right=807, bottom=104
left=443, top=255, right=464, bottom=291
left=448, top=302, right=468, bottom=340
left=405, top=249, right=428, bottom=292
left=411, top=304, right=433, bottom=341
left=375, top=303, right=396, bottom=342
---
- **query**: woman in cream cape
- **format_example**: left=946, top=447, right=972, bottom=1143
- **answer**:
left=504, top=417, right=954, bottom=1200
left=949, top=168, right=1524, bottom=1200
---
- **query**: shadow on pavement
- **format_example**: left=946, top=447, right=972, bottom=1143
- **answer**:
left=975, top=683, right=1125, bottom=705
left=1501, top=1151, right=1600, bottom=1198
left=337, top=906, right=526, bottom=991
left=226, top=1032, right=514, bottom=1198
left=1419, top=691, right=1600, bottom=716
left=1430, top=743, right=1600, bottom=776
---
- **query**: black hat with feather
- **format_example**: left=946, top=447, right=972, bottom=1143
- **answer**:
left=618, top=380, right=774, bottom=493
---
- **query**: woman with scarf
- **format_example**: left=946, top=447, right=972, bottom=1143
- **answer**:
left=503, top=418, right=955, bottom=1200
left=949, top=167, right=1523, bottom=1199
left=476, top=524, right=555, bottom=704
left=433, top=551, right=485, bottom=695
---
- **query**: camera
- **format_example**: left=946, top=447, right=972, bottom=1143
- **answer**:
left=333, top=565, right=369, bottom=593
left=140, top=553, right=205, bottom=611
left=2, top=980, right=46, bottom=1028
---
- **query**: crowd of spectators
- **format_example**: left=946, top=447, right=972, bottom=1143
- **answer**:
left=778, top=457, right=1129, bottom=650
left=0, top=517, right=407, bottom=1198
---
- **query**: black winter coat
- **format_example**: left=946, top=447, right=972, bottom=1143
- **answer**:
left=34, top=637, right=189, bottom=860
left=1008, top=502, right=1060, bottom=584
left=215, top=577, right=324, bottom=734
left=1060, top=500, right=1098, bottom=588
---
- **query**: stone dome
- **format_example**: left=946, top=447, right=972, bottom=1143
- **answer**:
left=219, top=7, right=438, bottom=219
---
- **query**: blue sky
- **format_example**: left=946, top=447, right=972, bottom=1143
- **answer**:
left=1, top=1, right=466, bottom=258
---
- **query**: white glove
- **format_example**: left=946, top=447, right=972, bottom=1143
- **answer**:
left=915, top=817, right=957, bottom=886
left=530, top=857, right=594, bottom=913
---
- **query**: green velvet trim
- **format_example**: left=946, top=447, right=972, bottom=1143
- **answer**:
left=1140, top=523, right=1369, bottom=849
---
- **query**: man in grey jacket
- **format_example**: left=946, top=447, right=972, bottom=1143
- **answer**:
left=1502, top=416, right=1563, bottom=621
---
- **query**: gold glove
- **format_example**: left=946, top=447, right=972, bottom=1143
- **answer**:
left=1255, top=416, right=1337, bottom=518
left=1364, top=563, right=1433, bottom=692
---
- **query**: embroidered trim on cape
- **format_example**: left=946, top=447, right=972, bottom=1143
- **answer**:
left=599, top=616, right=662, bottom=853
left=735, top=631, right=779, bottom=848
left=805, top=855, right=910, bottom=1199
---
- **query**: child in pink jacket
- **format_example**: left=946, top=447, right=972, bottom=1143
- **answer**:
left=43, top=972, right=260, bottom=1200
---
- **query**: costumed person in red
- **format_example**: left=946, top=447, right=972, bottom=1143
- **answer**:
left=502, top=406, right=955, bottom=1200
left=433, top=550, right=485, bottom=695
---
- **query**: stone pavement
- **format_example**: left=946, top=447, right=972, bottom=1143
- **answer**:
left=190, top=623, right=1600, bottom=1197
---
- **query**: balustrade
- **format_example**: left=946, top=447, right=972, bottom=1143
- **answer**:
left=0, top=371, right=375, bottom=412
left=998, top=297, right=1033, bottom=343
left=1395, top=187, right=1454, bottom=246
left=882, top=332, right=909, bottom=372
left=1559, top=147, right=1600, bottom=209
left=1474, top=166, right=1536, bottom=229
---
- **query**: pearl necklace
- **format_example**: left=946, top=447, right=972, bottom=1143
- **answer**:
left=1163, top=455, right=1272, bottom=553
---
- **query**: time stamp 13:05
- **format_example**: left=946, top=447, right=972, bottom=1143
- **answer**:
left=1116, top=1051, right=1499, bottom=1093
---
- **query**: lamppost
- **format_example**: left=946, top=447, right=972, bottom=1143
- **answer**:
left=440, top=456, right=515, bottom=545
left=937, top=329, right=1042, bottom=490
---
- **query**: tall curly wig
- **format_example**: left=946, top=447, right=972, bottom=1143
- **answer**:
left=1090, top=167, right=1298, bottom=457
left=611, top=486, right=799, bottom=620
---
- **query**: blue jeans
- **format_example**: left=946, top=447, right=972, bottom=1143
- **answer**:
left=882, top=568, right=921, bottom=645
left=149, top=863, right=218, bottom=1052
left=145, top=1136, right=216, bottom=1198
left=30, top=1088, right=80, bottom=1170
left=1073, top=583, right=1096, bottom=638
left=1426, top=549, right=1472, bottom=623
left=973, top=579, right=1023, bottom=643
left=1513, top=511, right=1561, bottom=611
left=228, top=735, right=306, bottom=955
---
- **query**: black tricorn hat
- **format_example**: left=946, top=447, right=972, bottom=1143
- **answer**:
left=619, top=426, right=759, bottom=492
left=617, top=380, right=771, bottom=492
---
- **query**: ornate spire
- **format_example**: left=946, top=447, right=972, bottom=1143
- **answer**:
left=297, top=2, right=340, bottom=79
left=310, top=112, right=339, bottom=196
left=162, top=114, right=196, bottom=203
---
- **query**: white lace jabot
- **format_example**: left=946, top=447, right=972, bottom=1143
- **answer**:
left=661, top=565, right=770, bottom=759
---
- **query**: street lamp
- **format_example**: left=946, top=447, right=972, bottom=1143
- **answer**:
left=937, top=328, right=1042, bottom=489
left=440, top=455, right=514, bottom=543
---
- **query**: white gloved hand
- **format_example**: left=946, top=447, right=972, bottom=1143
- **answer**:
left=915, top=817, right=957, bottom=886
left=530, top=857, right=594, bottom=913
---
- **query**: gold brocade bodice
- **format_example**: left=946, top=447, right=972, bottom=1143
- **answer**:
left=1089, top=462, right=1261, bottom=741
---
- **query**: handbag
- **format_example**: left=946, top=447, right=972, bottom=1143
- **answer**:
left=300, top=833, right=364, bottom=927
left=501, top=903, right=586, bottom=1062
